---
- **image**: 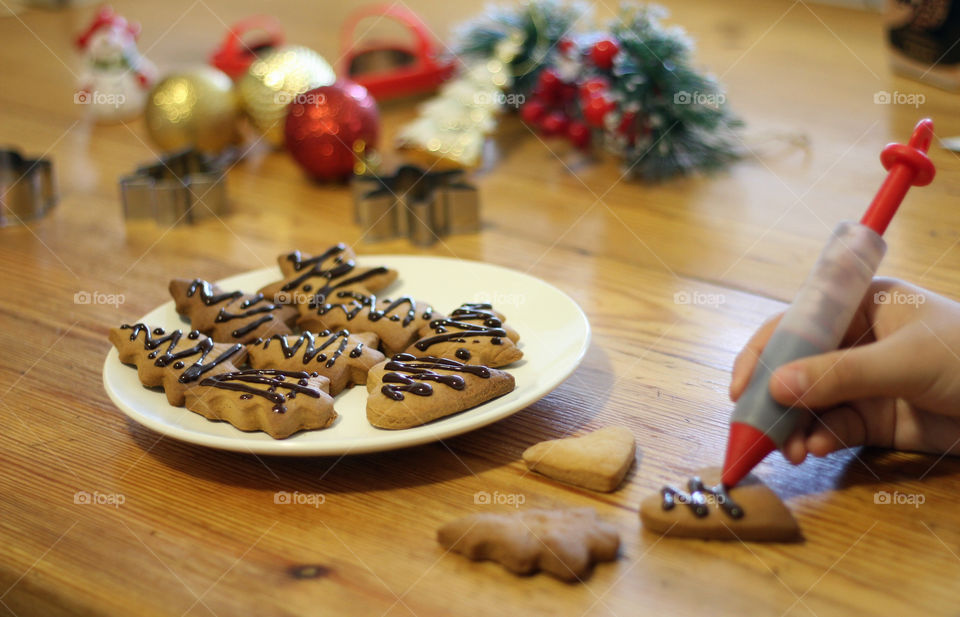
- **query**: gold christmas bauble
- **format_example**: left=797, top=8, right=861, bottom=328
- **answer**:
left=238, top=45, right=336, bottom=147
left=144, top=67, right=239, bottom=153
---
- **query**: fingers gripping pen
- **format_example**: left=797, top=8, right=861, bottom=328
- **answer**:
left=721, top=119, right=936, bottom=489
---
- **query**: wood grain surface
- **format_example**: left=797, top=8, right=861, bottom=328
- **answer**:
left=2, top=1, right=960, bottom=616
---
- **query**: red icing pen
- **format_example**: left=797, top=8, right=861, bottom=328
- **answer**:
left=721, top=118, right=936, bottom=488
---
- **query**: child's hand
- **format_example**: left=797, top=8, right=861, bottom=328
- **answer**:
left=729, top=278, right=960, bottom=463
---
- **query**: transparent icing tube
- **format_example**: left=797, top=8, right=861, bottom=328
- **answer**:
left=730, top=221, right=887, bottom=447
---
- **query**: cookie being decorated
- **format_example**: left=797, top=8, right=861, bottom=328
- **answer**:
left=365, top=353, right=515, bottom=429
left=246, top=330, right=385, bottom=395
left=438, top=508, right=619, bottom=582
left=169, top=278, right=297, bottom=344
left=258, top=244, right=398, bottom=305
left=109, top=323, right=247, bottom=406
left=639, top=467, right=801, bottom=542
left=184, top=369, right=337, bottom=439
left=298, top=291, right=437, bottom=356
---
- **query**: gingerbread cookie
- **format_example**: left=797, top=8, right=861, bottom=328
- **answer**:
left=407, top=306, right=522, bottom=367
left=169, top=278, right=297, bottom=344
left=435, top=303, right=520, bottom=342
left=365, top=354, right=515, bottom=429
left=522, top=426, right=636, bottom=492
left=258, top=244, right=398, bottom=305
left=298, top=291, right=437, bottom=356
left=437, top=508, right=619, bottom=581
left=109, top=323, right=247, bottom=406
left=246, top=330, right=385, bottom=395
left=639, top=467, right=801, bottom=542
left=184, top=369, right=337, bottom=439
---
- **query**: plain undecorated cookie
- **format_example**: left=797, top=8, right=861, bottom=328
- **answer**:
left=437, top=508, right=619, bottom=582
left=639, top=467, right=801, bottom=542
left=522, top=426, right=636, bottom=492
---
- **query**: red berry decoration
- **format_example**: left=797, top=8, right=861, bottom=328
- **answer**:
left=284, top=81, right=379, bottom=181
left=556, top=38, right=575, bottom=56
left=567, top=121, right=591, bottom=150
left=578, top=77, right=609, bottom=103
left=590, top=38, right=620, bottom=70
left=583, top=96, right=614, bottom=128
left=540, top=111, right=570, bottom=137
left=520, top=100, right=547, bottom=125
left=536, top=69, right=562, bottom=101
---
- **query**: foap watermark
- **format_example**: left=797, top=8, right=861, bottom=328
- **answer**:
left=873, top=90, right=925, bottom=108
left=74, top=89, right=126, bottom=109
left=74, top=490, right=125, bottom=508
left=274, top=491, right=325, bottom=508
left=472, top=291, right=526, bottom=308
left=474, top=91, right=526, bottom=108
left=274, top=91, right=327, bottom=106
left=874, top=490, right=925, bottom=508
left=474, top=490, right=525, bottom=508
left=669, top=490, right=731, bottom=508
left=673, top=90, right=726, bottom=108
left=873, top=290, right=925, bottom=308
left=273, top=291, right=315, bottom=305
left=74, top=290, right=125, bottom=307
left=674, top=290, right=726, bottom=307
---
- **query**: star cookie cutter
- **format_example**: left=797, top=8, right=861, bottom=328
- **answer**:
left=119, top=148, right=229, bottom=225
left=0, top=148, right=57, bottom=227
left=352, top=164, right=479, bottom=245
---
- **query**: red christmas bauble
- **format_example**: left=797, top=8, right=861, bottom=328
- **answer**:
left=520, top=100, right=547, bottom=125
left=590, top=38, right=620, bottom=70
left=284, top=80, right=379, bottom=181
left=567, top=121, right=591, bottom=149
left=583, top=96, right=614, bottom=128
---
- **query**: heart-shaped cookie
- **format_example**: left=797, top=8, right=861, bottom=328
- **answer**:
left=522, top=426, right=636, bottom=492
left=639, top=467, right=801, bottom=542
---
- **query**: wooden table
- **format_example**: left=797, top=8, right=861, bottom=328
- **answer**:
left=2, top=1, right=960, bottom=615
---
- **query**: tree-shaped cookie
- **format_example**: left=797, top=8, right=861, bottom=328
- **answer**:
left=438, top=508, right=620, bottom=581
left=169, top=278, right=297, bottom=344
left=298, top=291, right=438, bottom=356
left=109, top=323, right=247, bottom=406
left=365, top=353, right=515, bottom=429
left=246, top=330, right=385, bottom=395
left=258, top=243, right=398, bottom=305
left=407, top=302, right=522, bottom=368
left=184, top=369, right=337, bottom=439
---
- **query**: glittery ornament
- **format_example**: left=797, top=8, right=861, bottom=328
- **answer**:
left=238, top=45, right=335, bottom=147
left=144, top=67, right=239, bottom=153
left=284, top=81, right=379, bottom=181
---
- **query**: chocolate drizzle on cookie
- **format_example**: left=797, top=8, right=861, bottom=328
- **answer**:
left=186, top=279, right=283, bottom=338
left=660, top=477, right=744, bottom=519
left=311, top=291, right=431, bottom=327
left=380, top=353, right=491, bottom=401
left=199, top=369, right=322, bottom=413
left=280, top=245, right=389, bottom=299
left=261, top=330, right=364, bottom=369
left=121, top=323, right=243, bottom=383
left=414, top=319, right=507, bottom=351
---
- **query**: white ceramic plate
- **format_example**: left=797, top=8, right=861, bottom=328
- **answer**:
left=102, top=256, right=590, bottom=455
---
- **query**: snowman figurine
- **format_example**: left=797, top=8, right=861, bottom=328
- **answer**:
left=75, top=7, right=156, bottom=123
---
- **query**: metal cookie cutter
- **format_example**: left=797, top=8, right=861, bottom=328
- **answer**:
left=119, top=148, right=229, bottom=225
left=352, top=164, right=479, bottom=246
left=0, top=148, right=57, bottom=227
